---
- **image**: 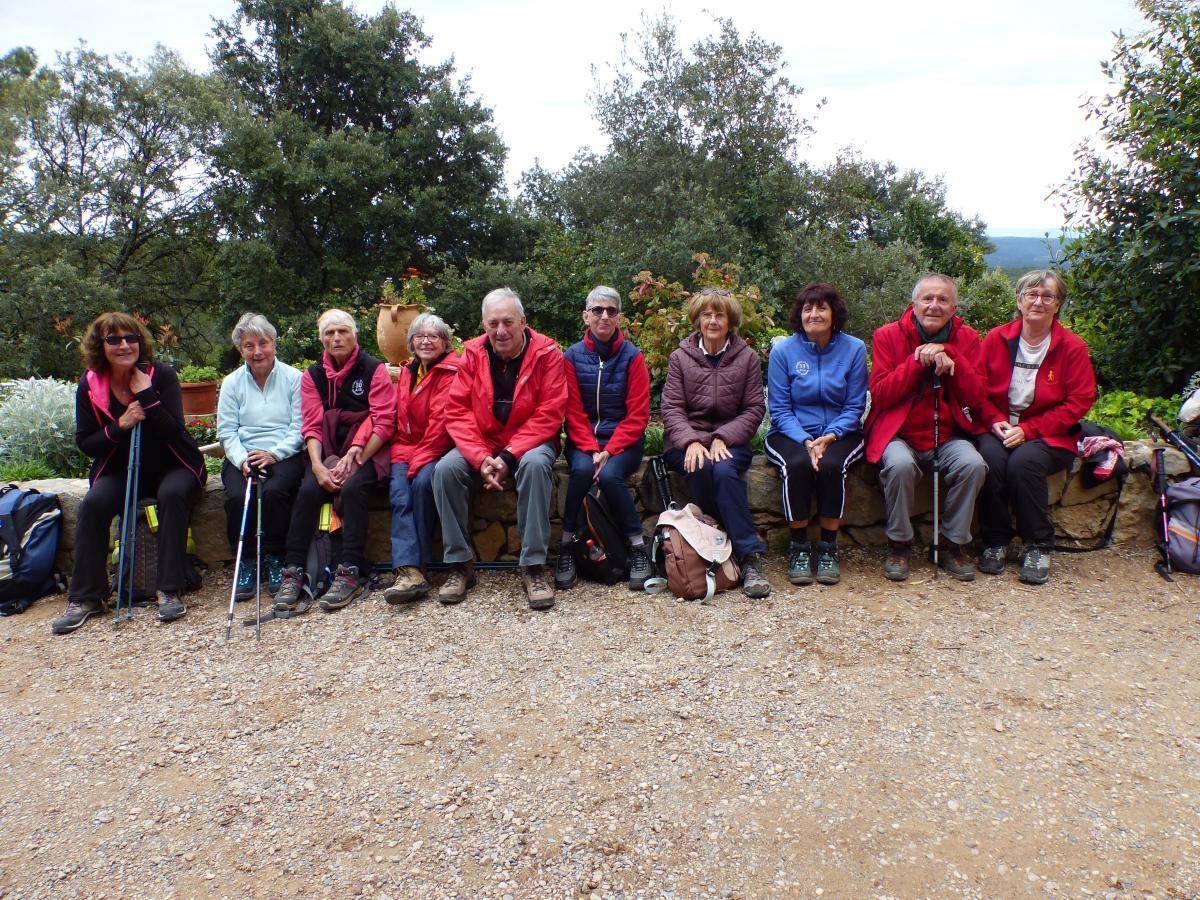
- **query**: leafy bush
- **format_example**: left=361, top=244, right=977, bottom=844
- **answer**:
left=0, top=378, right=88, bottom=477
left=644, top=423, right=664, bottom=456
left=0, top=458, right=57, bottom=482
left=1087, top=389, right=1181, bottom=441
left=178, top=364, right=220, bottom=383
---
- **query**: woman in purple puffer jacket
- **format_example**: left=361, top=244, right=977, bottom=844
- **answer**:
left=661, top=287, right=770, bottom=598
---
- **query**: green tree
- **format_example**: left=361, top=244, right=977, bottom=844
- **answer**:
left=1062, top=0, right=1200, bottom=394
left=209, top=0, right=509, bottom=319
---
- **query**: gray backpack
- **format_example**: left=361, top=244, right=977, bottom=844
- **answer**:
left=1165, top=478, right=1200, bottom=575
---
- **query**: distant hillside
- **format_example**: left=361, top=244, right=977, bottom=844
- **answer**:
left=985, top=235, right=1064, bottom=270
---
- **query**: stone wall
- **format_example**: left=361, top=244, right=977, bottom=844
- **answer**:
left=26, top=440, right=1192, bottom=570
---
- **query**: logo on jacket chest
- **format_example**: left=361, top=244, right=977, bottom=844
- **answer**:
left=350, top=378, right=366, bottom=397
left=794, top=360, right=810, bottom=377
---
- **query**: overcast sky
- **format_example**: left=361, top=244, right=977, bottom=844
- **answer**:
left=4, top=0, right=1149, bottom=232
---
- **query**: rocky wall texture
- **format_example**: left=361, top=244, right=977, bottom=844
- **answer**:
left=26, top=440, right=1192, bottom=570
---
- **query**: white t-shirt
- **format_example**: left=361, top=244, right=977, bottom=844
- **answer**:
left=1008, top=334, right=1050, bottom=425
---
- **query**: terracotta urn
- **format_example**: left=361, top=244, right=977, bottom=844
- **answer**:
left=376, top=303, right=424, bottom=365
left=180, top=381, right=218, bottom=417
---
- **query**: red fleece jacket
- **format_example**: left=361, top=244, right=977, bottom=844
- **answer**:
left=979, top=318, right=1096, bottom=455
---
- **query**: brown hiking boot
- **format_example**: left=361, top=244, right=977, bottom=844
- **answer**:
left=384, top=566, right=430, bottom=604
left=883, top=541, right=911, bottom=581
left=438, top=562, right=476, bottom=605
left=936, top=542, right=977, bottom=581
left=521, top=564, right=555, bottom=611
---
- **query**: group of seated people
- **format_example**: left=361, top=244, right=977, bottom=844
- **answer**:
left=50, top=269, right=1096, bottom=634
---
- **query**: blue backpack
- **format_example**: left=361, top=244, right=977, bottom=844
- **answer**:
left=0, top=485, right=63, bottom=616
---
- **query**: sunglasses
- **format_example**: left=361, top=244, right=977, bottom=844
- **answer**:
left=586, top=306, right=620, bottom=318
left=103, top=334, right=141, bottom=347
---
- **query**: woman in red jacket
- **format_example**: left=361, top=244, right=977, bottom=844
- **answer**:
left=977, top=271, right=1096, bottom=585
left=384, top=313, right=458, bottom=604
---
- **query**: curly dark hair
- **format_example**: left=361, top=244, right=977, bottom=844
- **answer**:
left=80, top=312, right=155, bottom=373
left=789, top=282, right=849, bottom=335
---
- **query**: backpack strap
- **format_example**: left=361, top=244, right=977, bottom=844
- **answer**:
left=1053, top=473, right=1125, bottom=553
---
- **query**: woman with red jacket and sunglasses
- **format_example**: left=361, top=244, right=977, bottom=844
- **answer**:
left=51, top=312, right=205, bottom=635
left=977, top=270, right=1097, bottom=585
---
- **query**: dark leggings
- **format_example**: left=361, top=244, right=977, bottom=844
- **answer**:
left=285, top=461, right=382, bottom=571
left=762, top=431, right=864, bottom=523
left=221, top=454, right=306, bottom=556
left=68, top=466, right=199, bottom=603
left=977, top=433, right=1075, bottom=547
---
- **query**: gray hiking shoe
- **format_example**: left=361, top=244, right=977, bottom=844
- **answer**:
left=627, top=545, right=652, bottom=591
left=51, top=598, right=103, bottom=635
left=156, top=591, right=186, bottom=623
left=978, top=545, right=1007, bottom=576
left=273, top=566, right=306, bottom=611
left=883, top=541, right=910, bottom=582
left=320, top=565, right=365, bottom=611
left=1019, top=546, right=1051, bottom=585
left=438, top=562, right=476, bottom=605
left=383, top=566, right=430, bottom=605
left=814, top=541, right=840, bottom=585
left=788, top=541, right=814, bottom=586
left=741, top=553, right=771, bottom=599
left=554, top=544, right=578, bottom=590
left=522, top=564, right=556, bottom=611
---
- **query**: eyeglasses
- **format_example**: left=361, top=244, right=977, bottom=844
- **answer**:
left=586, top=306, right=620, bottom=318
left=411, top=333, right=443, bottom=344
left=103, top=334, right=141, bottom=346
left=1022, top=290, right=1060, bottom=305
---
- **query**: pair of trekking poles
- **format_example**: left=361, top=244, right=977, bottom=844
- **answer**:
left=111, top=421, right=267, bottom=639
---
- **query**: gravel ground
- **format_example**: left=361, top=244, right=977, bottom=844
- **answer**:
left=1, top=547, right=1197, bottom=899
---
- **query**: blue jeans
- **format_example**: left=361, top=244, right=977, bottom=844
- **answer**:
left=389, top=461, right=437, bottom=569
left=663, top=444, right=766, bottom=559
left=563, top=442, right=645, bottom=538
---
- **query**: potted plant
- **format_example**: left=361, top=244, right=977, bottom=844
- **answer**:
left=177, top=364, right=220, bottom=417
left=376, top=270, right=428, bottom=366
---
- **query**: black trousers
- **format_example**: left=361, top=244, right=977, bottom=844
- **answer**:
left=68, top=466, right=199, bottom=603
left=977, top=432, right=1075, bottom=547
left=221, top=454, right=306, bottom=556
left=284, top=461, right=382, bottom=571
left=763, top=431, right=865, bottom=523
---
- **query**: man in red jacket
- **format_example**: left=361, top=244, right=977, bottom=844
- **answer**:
left=432, top=288, right=568, bottom=609
left=864, top=274, right=988, bottom=581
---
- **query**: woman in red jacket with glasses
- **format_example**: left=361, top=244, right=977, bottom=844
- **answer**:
left=977, top=271, right=1096, bottom=586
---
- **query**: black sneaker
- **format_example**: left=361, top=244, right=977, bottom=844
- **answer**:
left=741, top=553, right=771, bottom=599
left=273, top=566, right=306, bottom=611
left=156, top=591, right=186, bottom=623
left=1019, top=546, right=1051, bottom=585
left=320, top=565, right=364, bottom=611
left=788, top=541, right=814, bottom=585
left=554, top=543, right=577, bottom=590
left=627, top=545, right=651, bottom=590
left=814, top=541, right=840, bottom=585
left=51, top=598, right=103, bottom=635
left=264, top=553, right=285, bottom=596
left=978, top=545, right=1006, bottom=575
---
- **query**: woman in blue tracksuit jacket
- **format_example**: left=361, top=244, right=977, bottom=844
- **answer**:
left=764, top=282, right=868, bottom=586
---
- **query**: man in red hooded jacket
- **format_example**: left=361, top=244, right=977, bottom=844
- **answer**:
left=864, top=274, right=988, bottom=581
left=432, top=288, right=568, bottom=610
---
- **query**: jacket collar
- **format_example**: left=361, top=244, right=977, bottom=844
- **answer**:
left=86, top=363, right=154, bottom=422
left=679, top=331, right=747, bottom=364
left=900, top=306, right=964, bottom=341
left=582, top=328, right=625, bottom=355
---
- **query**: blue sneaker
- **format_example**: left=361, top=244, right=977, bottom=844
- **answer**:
left=234, top=561, right=256, bottom=601
left=264, top=553, right=284, bottom=596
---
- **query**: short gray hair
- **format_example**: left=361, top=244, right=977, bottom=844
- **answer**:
left=911, top=272, right=958, bottom=304
left=317, top=308, right=357, bottom=337
left=231, top=312, right=277, bottom=347
left=481, top=287, right=524, bottom=320
left=584, top=285, right=621, bottom=311
left=407, top=312, right=453, bottom=353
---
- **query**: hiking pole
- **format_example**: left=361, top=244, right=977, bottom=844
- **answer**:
left=1151, top=447, right=1174, bottom=582
left=254, top=467, right=265, bottom=641
left=931, top=372, right=942, bottom=580
left=225, top=471, right=255, bottom=640
left=1149, top=414, right=1200, bottom=472
left=113, top=423, right=142, bottom=628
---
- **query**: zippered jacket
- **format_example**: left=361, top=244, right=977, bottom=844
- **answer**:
left=217, top=359, right=303, bottom=470
left=76, top=362, right=205, bottom=486
left=864, top=308, right=987, bottom=463
left=767, top=330, right=868, bottom=444
left=300, top=346, right=395, bottom=453
left=980, top=318, right=1096, bottom=455
left=389, top=351, right=460, bottom=475
left=661, top=333, right=764, bottom=453
left=446, top=328, right=567, bottom=470
left=563, top=329, right=651, bottom=455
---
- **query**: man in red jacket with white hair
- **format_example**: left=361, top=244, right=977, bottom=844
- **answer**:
left=432, top=287, right=568, bottom=609
left=864, top=273, right=988, bottom=582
